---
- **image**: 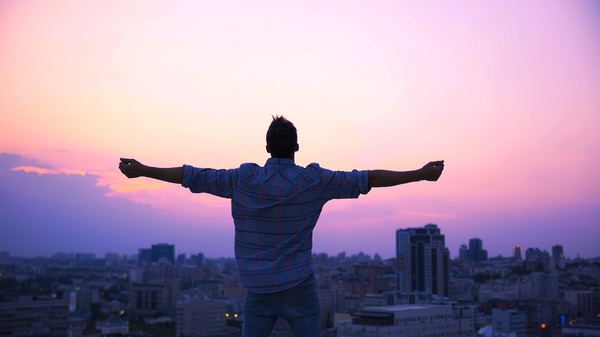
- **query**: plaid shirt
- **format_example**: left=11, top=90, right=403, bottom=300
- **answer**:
left=182, top=158, right=370, bottom=293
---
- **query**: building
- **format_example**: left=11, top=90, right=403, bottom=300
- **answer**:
left=69, top=288, right=99, bottom=313
left=318, top=283, right=346, bottom=328
left=396, top=224, right=450, bottom=296
left=338, top=304, right=474, bottom=337
left=478, top=284, right=519, bottom=302
left=492, top=309, right=526, bottom=337
left=151, top=243, right=175, bottom=265
left=513, top=246, right=522, bottom=260
left=525, top=247, right=549, bottom=263
left=176, top=253, right=186, bottom=267
left=551, top=245, right=563, bottom=260
left=468, top=238, right=488, bottom=262
left=137, top=248, right=152, bottom=267
left=519, top=272, right=558, bottom=300
left=130, top=279, right=180, bottom=316
left=67, top=317, right=86, bottom=337
left=176, top=300, right=226, bottom=336
left=190, top=253, right=205, bottom=267
left=363, top=294, right=389, bottom=308
left=459, top=245, right=469, bottom=261
left=563, top=323, right=600, bottom=337
left=0, top=297, right=68, bottom=336
left=95, top=315, right=128, bottom=336
left=552, top=244, right=565, bottom=269
left=564, top=290, right=595, bottom=316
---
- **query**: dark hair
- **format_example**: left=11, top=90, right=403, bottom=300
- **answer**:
left=266, top=115, right=297, bottom=158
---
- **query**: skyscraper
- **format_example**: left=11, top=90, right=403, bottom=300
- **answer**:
left=137, top=248, right=152, bottom=267
left=459, top=244, right=469, bottom=261
left=396, top=224, right=449, bottom=296
left=151, top=243, right=175, bottom=265
left=468, top=238, right=488, bottom=262
left=513, top=246, right=522, bottom=260
left=552, top=244, right=564, bottom=269
left=551, top=245, right=563, bottom=260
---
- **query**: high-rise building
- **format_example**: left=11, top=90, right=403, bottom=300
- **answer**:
left=396, top=224, right=449, bottom=296
left=552, top=244, right=565, bottom=269
left=525, top=247, right=549, bottom=263
left=151, top=243, right=175, bottom=265
left=513, top=246, right=522, bottom=260
left=137, top=248, right=152, bottom=266
left=468, top=238, right=488, bottom=262
left=551, top=245, right=563, bottom=259
left=459, top=244, right=469, bottom=261
left=196, top=252, right=205, bottom=266
left=176, top=253, right=186, bottom=267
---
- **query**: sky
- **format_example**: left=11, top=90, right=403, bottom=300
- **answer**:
left=1, top=1, right=599, bottom=260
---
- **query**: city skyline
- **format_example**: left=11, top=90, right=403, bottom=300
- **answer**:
left=0, top=232, right=594, bottom=262
left=1, top=1, right=599, bottom=259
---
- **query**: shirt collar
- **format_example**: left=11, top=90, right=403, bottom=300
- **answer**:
left=266, top=157, right=295, bottom=165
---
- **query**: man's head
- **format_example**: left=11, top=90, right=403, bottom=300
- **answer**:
left=266, top=115, right=298, bottom=160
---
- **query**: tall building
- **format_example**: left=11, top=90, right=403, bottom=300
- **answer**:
left=196, top=252, right=205, bottom=266
left=468, top=238, right=488, bottom=262
left=459, top=244, right=469, bottom=261
left=513, top=246, right=522, bottom=260
left=137, top=248, right=152, bottom=266
left=552, top=244, right=565, bottom=269
left=551, top=244, right=563, bottom=259
left=396, top=224, right=449, bottom=296
left=176, top=253, right=186, bottom=267
left=151, top=243, right=175, bottom=265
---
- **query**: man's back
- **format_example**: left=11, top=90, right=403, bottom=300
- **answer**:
left=182, top=157, right=370, bottom=293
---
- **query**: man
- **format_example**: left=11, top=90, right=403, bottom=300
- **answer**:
left=119, top=116, right=444, bottom=336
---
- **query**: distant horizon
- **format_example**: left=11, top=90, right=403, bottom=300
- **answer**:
left=2, top=230, right=597, bottom=262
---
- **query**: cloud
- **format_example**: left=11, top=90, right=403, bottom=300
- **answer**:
left=1, top=153, right=599, bottom=260
left=0, top=153, right=235, bottom=258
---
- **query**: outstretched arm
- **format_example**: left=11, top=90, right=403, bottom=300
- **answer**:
left=368, top=161, right=444, bottom=188
left=119, top=158, right=183, bottom=184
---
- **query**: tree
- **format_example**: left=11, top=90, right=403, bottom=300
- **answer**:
left=472, top=273, right=489, bottom=284
left=90, top=302, right=101, bottom=322
left=326, top=311, right=333, bottom=328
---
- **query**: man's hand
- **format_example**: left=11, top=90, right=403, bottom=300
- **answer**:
left=419, top=160, right=444, bottom=181
left=119, top=158, right=184, bottom=184
left=368, top=160, right=445, bottom=188
left=119, top=158, right=146, bottom=178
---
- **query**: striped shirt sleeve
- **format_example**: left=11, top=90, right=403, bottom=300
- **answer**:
left=314, top=165, right=371, bottom=200
left=182, top=164, right=240, bottom=199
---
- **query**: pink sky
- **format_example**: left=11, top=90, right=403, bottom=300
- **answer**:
left=1, top=1, right=599, bottom=259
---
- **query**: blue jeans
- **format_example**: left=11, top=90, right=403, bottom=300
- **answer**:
left=242, top=274, right=320, bottom=337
